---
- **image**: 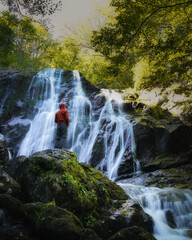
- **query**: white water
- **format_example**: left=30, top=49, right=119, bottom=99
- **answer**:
left=18, top=69, right=63, bottom=156
left=65, top=71, right=136, bottom=180
left=119, top=183, right=192, bottom=240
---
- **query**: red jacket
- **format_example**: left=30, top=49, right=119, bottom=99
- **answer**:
left=55, top=103, right=69, bottom=127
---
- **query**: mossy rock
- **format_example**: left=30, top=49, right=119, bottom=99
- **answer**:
left=0, top=134, right=9, bottom=165
left=0, top=167, right=21, bottom=196
left=144, top=151, right=191, bottom=172
left=4, top=149, right=128, bottom=226
left=0, top=194, right=25, bottom=218
left=24, top=202, right=84, bottom=240
left=107, top=226, right=156, bottom=240
left=80, top=228, right=102, bottom=240
left=145, top=164, right=192, bottom=189
left=0, top=194, right=84, bottom=240
left=92, top=199, right=153, bottom=239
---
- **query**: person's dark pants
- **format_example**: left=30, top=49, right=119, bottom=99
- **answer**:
left=55, top=123, right=67, bottom=148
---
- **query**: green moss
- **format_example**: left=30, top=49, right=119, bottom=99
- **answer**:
left=27, top=149, right=128, bottom=229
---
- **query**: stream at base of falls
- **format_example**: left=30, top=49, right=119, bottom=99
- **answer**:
left=16, top=69, right=192, bottom=240
left=119, top=180, right=192, bottom=240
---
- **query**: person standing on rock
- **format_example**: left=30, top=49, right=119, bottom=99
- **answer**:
left=55, top=103, right=69, bottom=148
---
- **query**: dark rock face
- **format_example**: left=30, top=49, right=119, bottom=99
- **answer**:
left=108, top=226, right=156, bottom=240
left=144, top=163, right=192, bottom=189
left=0, top=208, right=38, bottom=240
left=0, top=167, right=21, bottom=196
left=0, top=134, right=9, bottom=164
left=133, top=119, right=192, bottom=170
left=25, top=202, right=84, bottom=240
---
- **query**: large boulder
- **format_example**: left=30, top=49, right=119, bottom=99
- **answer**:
left=0, top=166, right=21, bottom=196
left=24, top=202, right=84, bottom=240
left=4, top=149, right=128, bottom=224
left=144, top=150, right=192, bottom=172
left=0, top=194, right=84, bottom=240
left=94, top=199, right=153, bottom=239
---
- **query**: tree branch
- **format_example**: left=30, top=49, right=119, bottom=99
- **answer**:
left=123, top=1, right=192, bottom=53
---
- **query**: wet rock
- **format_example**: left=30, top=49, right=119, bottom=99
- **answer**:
left=122, top=101, right=145, bottom=113
left=80, top=228, right=102, bottom=240
left=0, top=167, right=21, bottom=196
left=2, top=120, right=30, bottom=158
left=0, top=194, right=84, bottom=240
left=144, top=150, right=192, bottom=172
left=133, top=118, right=192, bottom=170
left=107, top=226, right=156, bottom=240
left=165, top=210, right=176, bottom=228
left=94, top=199, right=153, bottom=239
left=0, top=194, right=25, bottom=219
left=117, top=144, right=134, bottom=177
left=145, top=163, right=192, bottom=189
left=0, top=208, right=39, bottom=240
left=80, top=73, right=100, bottom=98
left=24, top=202, right=84, bottom=240
left=0, top=134, right=9, bottom=164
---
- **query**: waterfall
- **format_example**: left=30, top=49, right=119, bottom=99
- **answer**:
left=18, top=69, right=63, bottom=156
left=119, top=183, right=192, bottom=240
left=97, top=89, right=136, bottom=180
left=64, top=72, right=136, bottom=180
left=17, top=69, right=136, bottom=181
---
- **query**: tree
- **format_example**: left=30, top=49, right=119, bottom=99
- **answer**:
left=1, top=0, right=62, bottom=17
left=91, top=0, right=192, bottom=89
left=0, top=11, right=54, bottom=70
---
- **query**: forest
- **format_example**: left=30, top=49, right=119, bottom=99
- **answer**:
left=1, top=0, right=192, bottom=90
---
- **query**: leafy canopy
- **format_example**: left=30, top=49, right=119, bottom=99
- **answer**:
left=91, top=0, right=192, bottom=89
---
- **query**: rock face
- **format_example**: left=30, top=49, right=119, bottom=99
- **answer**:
left=0, top=166, right=21, bottom=196
left=108, top=226, right=156, bottom=240
left=132, top=117, right=192, bottom=167
left=0, top=134, right=9, bottom=164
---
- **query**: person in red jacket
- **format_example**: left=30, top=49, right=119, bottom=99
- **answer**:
left=54, top=103, right=69, bottom=148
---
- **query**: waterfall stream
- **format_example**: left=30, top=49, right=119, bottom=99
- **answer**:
left=17, top=69, right=192, bottom=239
left=119, top=183, right=192, bottom=240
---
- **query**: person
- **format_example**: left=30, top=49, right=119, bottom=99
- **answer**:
left=54, top=103, right=69, bottom=148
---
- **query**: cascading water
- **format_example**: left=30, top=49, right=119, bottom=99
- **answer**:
left=18, top=69, right=63, bottom=156
left=119, top=183, right=192, bottom=240
left=16, top=68, right=192, bottom=239
left=17, top=68, right=136, bottom=179
left=64, top=71, right=137, bottom=180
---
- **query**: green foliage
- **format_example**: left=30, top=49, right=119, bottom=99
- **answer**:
left=91, top=0, right=192, bottom=90
left=0, top=11, right=56, bottom=71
